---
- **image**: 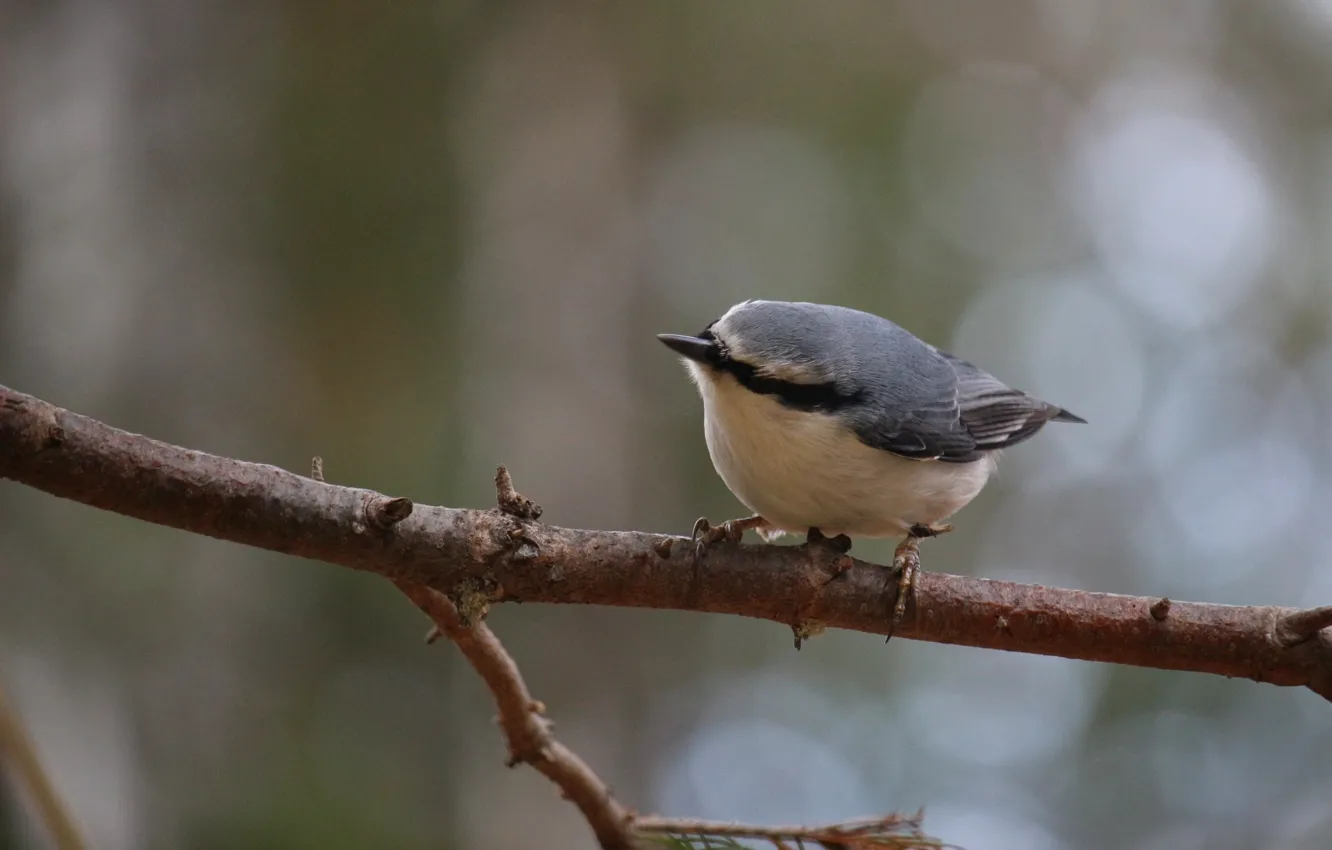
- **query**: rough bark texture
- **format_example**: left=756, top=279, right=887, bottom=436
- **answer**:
left=3, top=384, right=1331, bottom=702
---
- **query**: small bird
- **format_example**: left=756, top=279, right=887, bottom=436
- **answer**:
left=659, top=299, right=1084, bottom=638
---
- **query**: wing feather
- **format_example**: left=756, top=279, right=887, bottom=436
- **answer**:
left=851, top=350, right=1075, bottom=463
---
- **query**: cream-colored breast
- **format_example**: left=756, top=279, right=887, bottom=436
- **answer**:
left=692, top=367, right=996, bottom=538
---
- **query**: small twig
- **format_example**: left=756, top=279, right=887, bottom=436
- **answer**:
left=393, top=580, right=637, bottom=850
left=0, top=681, right=87, bottom=850
left=1276, top=605, right=1332, bottom=647
left=495, top=465, right=542, bottom=520
left=634, top=812, right=940, bottom=849
left=1150, top=598, right=1171, bottom=621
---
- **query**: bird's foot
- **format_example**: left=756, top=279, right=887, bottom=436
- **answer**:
left=691, top=514, right=770, bottom=558
left=885, top=524, right=950, bottom=643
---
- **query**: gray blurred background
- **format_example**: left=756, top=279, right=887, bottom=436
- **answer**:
left=2, top=2, right=1332, bottom=848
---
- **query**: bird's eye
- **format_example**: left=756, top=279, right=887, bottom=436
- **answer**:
left=695, top=326, right=728, bottom=363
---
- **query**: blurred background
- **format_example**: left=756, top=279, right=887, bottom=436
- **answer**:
left=3, top=1, right=1332, bottom=848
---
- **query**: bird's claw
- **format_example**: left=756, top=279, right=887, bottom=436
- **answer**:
left=691, top=516, right=714, bottom=544
left=884, top=526, right=946, bottom=643
left=908, top=522, right=953, bottom=539
left=886, top=538, right=920, bottom=643
left=691, top=515, right=768, bottom=558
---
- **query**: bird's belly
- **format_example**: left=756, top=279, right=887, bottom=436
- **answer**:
left=702, top=392, right=994, bottom=538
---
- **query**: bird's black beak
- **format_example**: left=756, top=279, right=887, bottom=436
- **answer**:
left=657, top=333, right=716, bottom=364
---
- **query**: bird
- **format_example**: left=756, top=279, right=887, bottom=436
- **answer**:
left=658, top=299, right=1084, bottom=638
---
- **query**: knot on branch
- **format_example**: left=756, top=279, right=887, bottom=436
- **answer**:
left=791, top=620, right=827, bottom=651
left=505, top=707, right=555, bottom=768
left=365, top=494, right=414, bottom=530
left=311, top=455, right=410, bottom=535
left=789, top=529, right=855, bottom=650
left=312, top=456, right=412, bottom=533
left=1150, top=597, right=1172, bottom=621
left=449, top=575, right=501, bottom=628
left=1276, top=605, right=1332, bottom=647
left=507, top=526, right=541, bottom=563
left=1, top=394, right=64, bottom=454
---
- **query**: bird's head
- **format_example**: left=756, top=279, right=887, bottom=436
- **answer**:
left=657, top=300, right=844, bottom=390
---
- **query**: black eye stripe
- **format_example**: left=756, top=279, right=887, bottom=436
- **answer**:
left=718, top=357, right=861, bottom=412
left=697, top=324, right=857, bottom=411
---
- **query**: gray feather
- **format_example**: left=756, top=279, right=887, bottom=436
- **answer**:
left=713, top=301, right=1083, bottom=464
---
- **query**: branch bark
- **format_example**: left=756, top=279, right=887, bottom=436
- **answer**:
left=633, top=813, right=937, bottom=848
left=3, top=383, right=1332, bottom=703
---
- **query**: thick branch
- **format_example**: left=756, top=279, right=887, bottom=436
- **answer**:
left=3, top=384, right=1332, bottom=702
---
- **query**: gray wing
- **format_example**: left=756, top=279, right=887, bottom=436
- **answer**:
left=851, top=351, right=1082, bottom=464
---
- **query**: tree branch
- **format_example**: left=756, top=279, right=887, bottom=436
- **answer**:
left=393, top=579, right=639, bottom=849
left=324, top=458, right=940, bottom=848
left=395, top=577, right=940, bottom=850
left=634, top=813, right=939, bottom=849
left=3, top=383, right=1331, bottom=704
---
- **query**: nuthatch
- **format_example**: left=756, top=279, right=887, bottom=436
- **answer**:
left=659, top=300, right=1084, bottom=637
